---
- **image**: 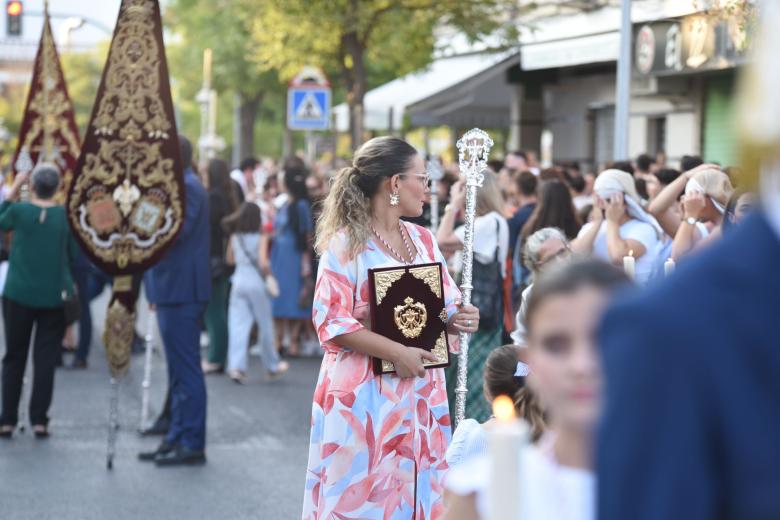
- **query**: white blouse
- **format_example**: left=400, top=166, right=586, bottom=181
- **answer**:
left=446, top=441, right=595, bottom=520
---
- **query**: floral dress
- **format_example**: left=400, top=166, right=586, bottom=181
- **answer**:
left=303, top=222, right=461, bottom=520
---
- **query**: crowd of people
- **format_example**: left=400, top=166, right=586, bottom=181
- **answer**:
left=0, top=136, right=330, bottom=458
left=303, top=135, right=769, bottom=520
left=0, top=129, right=773, bottom=517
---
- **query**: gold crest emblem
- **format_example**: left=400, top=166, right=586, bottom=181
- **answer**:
left=394, top=297, right=427, bottom=339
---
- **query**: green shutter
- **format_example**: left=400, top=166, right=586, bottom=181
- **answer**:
left=703, top=75, right=736, bottom=166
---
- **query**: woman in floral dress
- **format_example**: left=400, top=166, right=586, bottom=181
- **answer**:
left=303, top=137, right=480, bottom=519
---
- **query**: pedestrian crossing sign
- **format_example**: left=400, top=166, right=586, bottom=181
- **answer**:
left=287, top=87, right=331, bottom=130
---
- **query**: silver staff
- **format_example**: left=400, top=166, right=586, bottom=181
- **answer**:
left=139, top=310, right=156, bottom=432
left=107, top=377, right=120, bottom=469
left=428, top=157, right=443, bottom=233
left=454, top=128, right=494, bottom=427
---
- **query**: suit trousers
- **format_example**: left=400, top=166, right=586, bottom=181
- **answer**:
left=156, top=302, right=207, bottom=450
left=1, top=297, right=65, bottom=426
left=227, top=280, right=279, bottom=373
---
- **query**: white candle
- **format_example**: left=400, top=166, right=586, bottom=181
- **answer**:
left=623, top=250, right=636, bottom=279
left=664, top=258, right=675, bottom=277
left=487, top=395, right=527, bottom=520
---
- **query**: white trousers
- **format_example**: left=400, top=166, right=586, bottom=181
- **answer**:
left=227, top=280, right=279, bottom=372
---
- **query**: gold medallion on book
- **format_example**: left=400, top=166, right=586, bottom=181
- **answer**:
left=368, top=262, right=450, bottom=375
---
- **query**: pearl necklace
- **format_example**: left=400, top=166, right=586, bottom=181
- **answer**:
left=371, top=221, right=415, bottom=264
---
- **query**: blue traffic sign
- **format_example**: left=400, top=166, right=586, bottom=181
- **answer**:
left=287, top=87, right=331, bottom=130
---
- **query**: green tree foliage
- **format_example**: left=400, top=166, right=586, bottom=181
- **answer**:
left=165, top=0, right=286, bottom=160
left=241, top=0, right=518, bottom=150
left=60, top=44, right=109, bottom=137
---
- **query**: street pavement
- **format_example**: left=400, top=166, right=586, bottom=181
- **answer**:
left=0, top=289, right=321, bottom=519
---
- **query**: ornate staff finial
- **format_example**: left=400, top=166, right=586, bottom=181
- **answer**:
left=453, top=127, right=493, bottom=426
left=456, top=128, right=494, bottom=188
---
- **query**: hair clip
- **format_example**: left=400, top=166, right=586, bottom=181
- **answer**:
left=514, top=361, right=530, bottom=378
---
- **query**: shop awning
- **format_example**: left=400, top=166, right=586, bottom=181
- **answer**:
left=406, top=52, right=521, bottom=128
left=333, top=51, right=515, bottom=132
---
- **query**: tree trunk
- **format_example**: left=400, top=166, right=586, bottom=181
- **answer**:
left=342, top=32, right=367, bottom=151
left=237, top=92, right=263, bottom=161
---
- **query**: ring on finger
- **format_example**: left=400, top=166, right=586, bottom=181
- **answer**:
left=466, top=319, right=472, bottom=327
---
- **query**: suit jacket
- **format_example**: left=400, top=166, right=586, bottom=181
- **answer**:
left=145, top=168, right=211, bottom=305
left=597, top=213, right=780, bottom=520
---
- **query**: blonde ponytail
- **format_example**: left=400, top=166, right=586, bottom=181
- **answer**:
left=315, top=166, right=372, bottom=258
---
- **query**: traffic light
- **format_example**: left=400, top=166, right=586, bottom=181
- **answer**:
left=6, top=0, right=22, bottom=37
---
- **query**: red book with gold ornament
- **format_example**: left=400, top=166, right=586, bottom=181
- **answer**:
left=368, top=262, right=450, bottom=375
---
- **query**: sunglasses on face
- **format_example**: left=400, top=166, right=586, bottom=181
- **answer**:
left=399, top=172, right=431, bottom=189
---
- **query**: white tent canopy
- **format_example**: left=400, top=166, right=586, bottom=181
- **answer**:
left=333, top=51, right=514, bottom=132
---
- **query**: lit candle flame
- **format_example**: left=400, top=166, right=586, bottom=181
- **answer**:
left=493, top=395, right=515, bottom=422
left=628, top=249, right=634, bottom=258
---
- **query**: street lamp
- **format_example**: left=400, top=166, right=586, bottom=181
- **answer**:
left=59, top=16, right=85, bottom=49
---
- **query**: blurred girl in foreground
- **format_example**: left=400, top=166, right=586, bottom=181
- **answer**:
left=444, top=259, right=630, bottom=520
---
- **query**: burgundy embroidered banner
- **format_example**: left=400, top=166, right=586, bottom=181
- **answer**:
left=67, top=0, right=185, bottom=277
left=67, top=0, right=185, bottom=378
left=11, top=11, right=80, bottom=202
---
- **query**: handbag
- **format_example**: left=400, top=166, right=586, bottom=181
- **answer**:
left=469, top=215, right=504, bottom=331
left=237, top=235, right=279, bottom=298
left=210, top=228, right=234, bottom=280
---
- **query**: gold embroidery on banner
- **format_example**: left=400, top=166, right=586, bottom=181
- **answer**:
left=373, top=269, right=404, bottom=305
left=113, top=275, right=133, bottom=292
left=103, top=300, right=134, bottom=378
left=68, top=0, right=182, bottom=268
left=409, top=265, right=441, bottom=298
left=20, top=19, right=80, bottom=202
left=439, top=308, right=448, bottom=323
left=393, top=297, right=427, bottom=339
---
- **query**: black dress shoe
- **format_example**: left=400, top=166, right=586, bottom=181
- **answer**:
left=139, top=418, right=169, bottom=436
left=138, top=442, right=175, bottom=462
left=70, top=358, right=88, bottom=369
left=154, top=445, right=206, bottom=466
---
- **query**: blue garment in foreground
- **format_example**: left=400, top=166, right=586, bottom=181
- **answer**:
left=145, top=168, right=211, bottom=305
left=597, top=213, right=780, bottom=520
left=144, top=167, right=210, bottom=451
left=157, top=302, right=207, bottom=450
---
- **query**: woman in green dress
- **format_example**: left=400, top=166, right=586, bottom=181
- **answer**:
left=437, top=170, right=510, bottom=422
left=0, top=164, right=77, bottom=438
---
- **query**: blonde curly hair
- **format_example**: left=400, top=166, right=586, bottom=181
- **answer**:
left=315, top=136, right=419, bottom=258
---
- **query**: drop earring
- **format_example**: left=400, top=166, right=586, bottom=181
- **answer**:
left=390, top=192, right=400, bottom=206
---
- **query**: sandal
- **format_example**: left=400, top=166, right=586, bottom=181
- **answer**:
left=32, top=425, right=49, bottom=438
left=228, top=370, right=247, bottom=385
left=0, top=425, right=14, bottom=438
left=267, top=360, right=290, bottom=381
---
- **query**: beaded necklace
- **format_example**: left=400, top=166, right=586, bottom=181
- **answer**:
left=371, top=221, right=415, bottom=264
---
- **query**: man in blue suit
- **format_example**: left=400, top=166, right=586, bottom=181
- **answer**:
left=597, top=201, right=780, bottom=519
left=139, top=135, right=211, bottom=466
